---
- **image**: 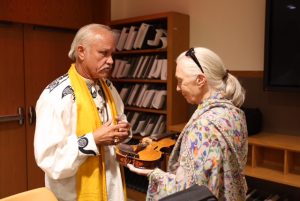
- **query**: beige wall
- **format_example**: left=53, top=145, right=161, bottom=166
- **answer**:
left=111, top=0, right=266, bottom=71
left=111, top=1, right=300, bottom=135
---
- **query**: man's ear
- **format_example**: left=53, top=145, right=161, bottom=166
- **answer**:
left=196, top=74, right=206, bottom=87
left=77, top=45, right=85, bottom=60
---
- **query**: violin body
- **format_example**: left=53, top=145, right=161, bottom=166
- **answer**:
left=116, top=137, right=175, bottom=169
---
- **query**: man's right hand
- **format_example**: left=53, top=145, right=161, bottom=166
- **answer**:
left=93, top=120, right=130, bottom=146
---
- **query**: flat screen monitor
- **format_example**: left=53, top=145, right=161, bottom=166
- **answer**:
left=264, top=0, right=300, bottom=91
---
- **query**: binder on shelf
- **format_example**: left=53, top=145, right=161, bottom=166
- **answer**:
left=141, top=115, right=159, bottom=136
left=129, top=112, right=141, bottom=133
left=133, top=23, right=147, bottom=49
left=159, top=37, right=168, bottom=49
left=137, top=87, right=149, bottom=108
left=132, top=113, right=146, bottom=134
left=112, top=29, right=121, bottom=44
left=125, top=111, right=134, bottom=123
left=124, top=84, right=135, bottom=105
left=121, top=62, right=131, bottom=78
left=151, top=90, right=167, bottom=109
left=136, top=56, right=150, bottom=78
left=119, top=84, right=131, bottom=101
left=127, top=84, right=142, bottom=106
left=124, top=26, right=138, bottom=51
left=147, top=56, right=159, bottom=79
left=132, top=56, right=145, bottom=78
left=147, top=29, right=167, bottom=48
left=133, top=23, right=156, bottom=49
left=115, top=60, right=127, bottom=78
left=137, top=115, right=152, bottom=136
left=150, top=115, right=166, bottom=138
left=142, top=55, right=156, bottom=78
left=151, top=123, right=166, bottom=139
left=134, top=84, right=149, bottom=107
left=149, top=58, right=164, bottom=79
left=112, top=59, right=122, bottom=78
left=119, top=57, right=133, bottom=78
left=116, top=27, right=129, bottom=51
left=141, top=88, right=156, bottom=108
left=126, top=56, right=139, bottom=78
left=160, top=59, right=168, bottom=80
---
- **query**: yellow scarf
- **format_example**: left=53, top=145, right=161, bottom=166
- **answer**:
left=68, top=64, right=119, bottom=201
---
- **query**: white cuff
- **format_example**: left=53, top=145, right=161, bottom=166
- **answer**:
left=77, top=133, right=100, bottom=156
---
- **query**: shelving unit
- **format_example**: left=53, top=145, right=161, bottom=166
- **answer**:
left=246, top=132, right=300, bottom=188
left=110, top=12, right=189, bottom=127
left=110, top=12, right=190, bottom=201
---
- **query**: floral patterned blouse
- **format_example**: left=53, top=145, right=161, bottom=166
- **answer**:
left=147, top=93, right=248, bottom=201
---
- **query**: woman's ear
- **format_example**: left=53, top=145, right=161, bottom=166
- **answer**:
left=196, top=74, right=206, bottom=87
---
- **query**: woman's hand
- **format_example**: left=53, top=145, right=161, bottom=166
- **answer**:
left=141, top=137, right=153, bottom=145
left=127, top=164, right=154, bottom=176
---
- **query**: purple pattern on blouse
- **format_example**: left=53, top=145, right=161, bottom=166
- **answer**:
left=147, top=93, right=248, bottom=201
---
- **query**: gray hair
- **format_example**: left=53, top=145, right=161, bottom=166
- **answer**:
left=68, top=24, right=112, bottom=61
left=176, top=47, right=245, bottom=107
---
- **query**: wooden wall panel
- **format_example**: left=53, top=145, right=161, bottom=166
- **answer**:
left=0, top=0, right=110, bottom=29
left=0, top=23, right=27, bottom=198
left=24, top=25, right=76, bottom=189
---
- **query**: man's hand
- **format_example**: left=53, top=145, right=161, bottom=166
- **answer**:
left=93, top=120, right=130, bottom=145
left=116, top=114, right=132, bottom=142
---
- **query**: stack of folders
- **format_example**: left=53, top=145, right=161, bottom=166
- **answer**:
left=119, top=84, right=166, bottom=110
left=115, top=23, right=167, bottom=51
left=111, top=54, right=167, bottom=80
left=126, top=111, right=166, bottom=137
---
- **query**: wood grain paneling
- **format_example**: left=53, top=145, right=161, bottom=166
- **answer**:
left=24, top=25, right=75, bottom=189
left=0, top=0, right=111, bottom=29
left=0, top=22, right=27, bottom=198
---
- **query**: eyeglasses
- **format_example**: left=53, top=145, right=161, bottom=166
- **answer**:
left=185, top=48, right=204, bottom=73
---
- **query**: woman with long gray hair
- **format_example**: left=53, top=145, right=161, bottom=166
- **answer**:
left=128, top=47, right=248, bottom=201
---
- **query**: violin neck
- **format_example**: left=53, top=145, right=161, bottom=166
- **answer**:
left=134, top=143, right=147, bottom=152
left=150, top=131, right=177, bottom=141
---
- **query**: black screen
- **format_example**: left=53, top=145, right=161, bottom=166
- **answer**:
left=264, top=0, right=300, bottom=90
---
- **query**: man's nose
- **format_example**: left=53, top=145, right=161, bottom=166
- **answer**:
left=107, top=55, right=114, bottom=64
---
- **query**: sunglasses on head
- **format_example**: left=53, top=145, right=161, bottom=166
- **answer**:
left=185, top=48, right=204, bottom=73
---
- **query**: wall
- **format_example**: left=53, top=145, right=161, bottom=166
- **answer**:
left=111, top=0, right=265, bottom=71
left=111, top=1, right=300, bottom=135
left=241, top=77, right=300, bottom=135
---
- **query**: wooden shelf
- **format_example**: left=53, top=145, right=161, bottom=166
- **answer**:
left=248, top=132, right=300, bottom=152
left=246, top=132, right=300, bottom=188
left=111, top=78, right=167, bottom=84
left=113, top=48, right=167, bottom=55
left=125, top=106, right=167, bottom=114
left=231, top=70, right=263, bottom=78
left=244, top=166, right=300, bottom=188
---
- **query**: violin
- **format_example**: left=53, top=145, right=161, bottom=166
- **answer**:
left=116, top=137, right=176, bottom=169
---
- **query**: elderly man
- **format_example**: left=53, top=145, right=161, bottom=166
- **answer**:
left=34, top=24, right=130, bottom=201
